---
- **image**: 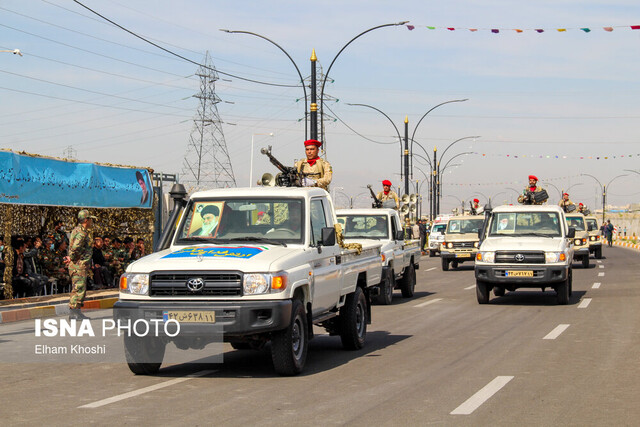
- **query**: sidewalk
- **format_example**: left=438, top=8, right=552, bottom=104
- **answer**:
left=0, top=289, right=119, bottom=324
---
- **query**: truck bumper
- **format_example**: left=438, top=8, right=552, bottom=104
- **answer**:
left=114, top=299, right=292, bottom=338
left=475, top=264, right=568, bottom=287
left=441, top=251, right=476, bottom=262
left=573, top=247, right=589, bottom=259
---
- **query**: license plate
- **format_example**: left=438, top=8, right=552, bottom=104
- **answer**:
left=456, top=253, right=471, bottom=258
left=163, top=311, right=216, bottom=323
left=506, top=270, right=533, bottom=277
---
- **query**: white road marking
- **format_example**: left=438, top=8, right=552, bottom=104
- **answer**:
left=79, top=370, right=216, bottom=408
left=598, top=272, right=605, bottom=277
left=578, top=298, right=592, bottom=309
left=450, top=376, right=514, bottom=415
left=543, top=324, right=570, bottom=340
left=592, top=282, right=601, bottom=289
left=464, top=285, right=476, bottom=290
left=598, top=265, right=604, bottom=269
left=596, top=260, right=602, bottom=264
left=414, top=298, right=443, bottom=308
left=426, top=267, right=437, bottom=272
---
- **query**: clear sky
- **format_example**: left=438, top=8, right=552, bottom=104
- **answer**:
left=1, top=0, right=638, bottom=212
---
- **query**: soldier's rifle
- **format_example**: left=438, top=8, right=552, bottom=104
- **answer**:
left=469, top=200, right=477, bottom=215
left=367, top=184, right=383, bottom=208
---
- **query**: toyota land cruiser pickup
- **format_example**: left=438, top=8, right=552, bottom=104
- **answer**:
left=566, top=213, right=590, bottom=268
left=584, top=216, right=602, bottom=259
left=475, top=205, right=575, bottom=305
left=440, top=214, right=485, bottom=271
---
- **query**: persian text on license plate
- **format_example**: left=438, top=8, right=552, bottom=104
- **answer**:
left=163, top=311, right=215, bottom=323
left=506, top=270, right=534, bottom=277
left=456, top=253, right=471, bottom=258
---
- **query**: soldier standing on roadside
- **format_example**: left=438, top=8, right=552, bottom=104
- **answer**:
left=294, top=139, right=332, bottom=191
left=64, top=210, right=96, bottom=320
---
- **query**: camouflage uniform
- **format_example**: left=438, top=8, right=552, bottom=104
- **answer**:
left=294, top=158, right=332, bottom=191
left=517, top=186, right=547, bottom=205
left=558, top=198, right=575, bottom=212
left=376, top=190, right=400, bottom=209
left=110, top=246, right=128, bottom=277
left=68, top=211, right=95, bottom=309
left=131, top=247, right=144, bottom=262
left=51, top=228, right=69, bottom=247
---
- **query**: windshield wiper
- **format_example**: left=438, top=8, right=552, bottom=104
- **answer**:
left=515, top=232, right=557, bottom=238
left=224, top=236, right=288, bottom=247
left=178, top=236, right=224, bottom=243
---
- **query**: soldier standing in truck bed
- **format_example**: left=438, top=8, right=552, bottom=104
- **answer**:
left=517, top=175, right=547, bottom=205
left=376, top=180, right=400, bottom=210
left=294, top=139, right=332, bottom=191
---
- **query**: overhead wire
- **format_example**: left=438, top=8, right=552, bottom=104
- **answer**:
left=325, top=104, right=397, bottom=145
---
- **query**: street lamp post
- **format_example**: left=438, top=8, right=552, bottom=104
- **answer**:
left=435, top=136, right=480, bottom=216
left=581, top=174, right=628, bottom=223
left=249, top=133, right=274, bottom=187
left=0, top=49, right=22, bottom=56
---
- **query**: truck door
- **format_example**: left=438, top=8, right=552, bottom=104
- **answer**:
left=391, top=214, right=404, bottom=268
left=309, top=197, right=342, bottom=316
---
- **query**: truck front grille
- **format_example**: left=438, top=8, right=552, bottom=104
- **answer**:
left=495, top=251, right=545, bottom=264
left=150, top=271, right=243, bottom=296
left=452, top=242, right=476, bottom=249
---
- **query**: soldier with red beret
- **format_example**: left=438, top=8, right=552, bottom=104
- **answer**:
left=294, top=139, right=332, bottom=191
left=376, top=180, right=399, bottom=209
left=558, top=192, right=576, bottom=213
left=471, top=198, right=483, bottom=215
left=517, top=175, right=548, bottom=205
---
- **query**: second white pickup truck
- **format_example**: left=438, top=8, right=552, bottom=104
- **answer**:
left=337, top=208, right=421, bottom=305
left=116, top=187, right=383, bottom=376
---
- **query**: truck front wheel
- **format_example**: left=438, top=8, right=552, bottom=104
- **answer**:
left=400, top=264, right=416, bottom=298
left=124, top=335, right=166, bottom=375
left=476, top=280, right=490, bottom=304
left=271, top=299, right=308, bottom=376
left=595, top=246, right=602, bottom=259
left=339, top=287, right=367, bottom=350
left=582, top=255, right=589, bottom=269
left=441, top=258, right=449, bottom=271
left=376, top=269, right=395, bottom=305
left=556, top=275, right=570, bottom=305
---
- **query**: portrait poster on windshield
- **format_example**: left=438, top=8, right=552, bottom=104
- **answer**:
left=0, top=150, right=152, bottom=208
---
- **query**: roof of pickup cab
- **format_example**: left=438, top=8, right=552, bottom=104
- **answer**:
left=490, top=204, right=565, bottom=214
left=336, top=208, right=396, bottom=216
left=189, top=186, right=329, bottom=200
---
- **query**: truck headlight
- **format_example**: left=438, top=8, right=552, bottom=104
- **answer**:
left=447, top=242, right=453, bottom=249
left=243, top=274, right=270, bottom=294
left=120, top=273, right=149, bottom=295
left=473, top=242, right=479, bottom=248
left=589, top=236, right=596, bottom=241
left=477, top=251, right=495, bottom=263
left=574, top=239, right=581, bottom=246
left=545, top=252, right=567, bottom=263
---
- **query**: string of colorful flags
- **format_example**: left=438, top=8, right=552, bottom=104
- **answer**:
left=406, top=24, right=640, bottom=33
left=471, top=152, right=640, bottom=160
left=444, top=173, right=586, bottom=187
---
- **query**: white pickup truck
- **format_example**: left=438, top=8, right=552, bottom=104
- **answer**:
left=336, top=208, right=421, bottom=305
left=115, top=187, right=382, bottom=376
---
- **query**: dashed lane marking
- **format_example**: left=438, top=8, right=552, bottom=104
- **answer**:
left=598, top=265, right=604, bottom=269
left=414, top=298, right=443, bottom=308
left=426, top=267, right=437, bottom=272
left=79, top=370, right=216, bottom=408
left=543, top=324, right=570, bottom=340
left=592, top=282, right=601, bottom=289
left=464, top=285, right=476, bottom=290
left=596, top=260, right=602, bottom=263
left=598, top=272, right=605, bottom=277
left=578, top=298, right=592, bottom=309
left=450, top=376, right=514, bottom=415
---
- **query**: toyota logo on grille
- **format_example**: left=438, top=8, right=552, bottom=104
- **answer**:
left=514, top=254, right=525, bottom=262
left=186, top=278, right=205, bottom=292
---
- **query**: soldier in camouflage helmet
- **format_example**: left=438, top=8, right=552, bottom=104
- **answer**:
left=294, top=139, right=333, bottom=191
left=65, top=209, right=97, bottom=319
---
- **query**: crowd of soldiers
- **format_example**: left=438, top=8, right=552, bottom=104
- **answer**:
left=0, top=219, right=146, bottom=299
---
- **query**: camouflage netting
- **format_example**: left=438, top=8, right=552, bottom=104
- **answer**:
left=1, top=193, right=157, bottom=299
left=334, top=223, right=362, bottom=255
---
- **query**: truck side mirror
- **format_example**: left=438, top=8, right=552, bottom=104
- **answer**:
left=321, top=227, right=336, bottom=246
left=567, top=226, right=576, bottom=239
left=396, top=230, right=404, bottom=241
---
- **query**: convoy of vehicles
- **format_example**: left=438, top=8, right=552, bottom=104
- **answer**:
left=440, top=214, right=485, bottom=271
left=337, top=208, right=421, bottom=305
left=475, top=205, right=575, bottom=305
left=565, top=213, right=591, bottom=268
left=584, top=215, right=603, bottom=259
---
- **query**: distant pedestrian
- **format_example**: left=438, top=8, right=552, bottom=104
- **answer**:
left=65, top=209, right=97, bottom=320
left=624, top=227, right=627, bottom=237
left=418, top=219, right=427, bottom=254
left=604, top=219, right=614, bottom=247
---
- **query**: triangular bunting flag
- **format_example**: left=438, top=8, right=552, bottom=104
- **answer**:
left=491, top=29, right=499, bottom=33
left=603, top=27, right=614, bottom=32
left=557, top=28, right=567, bottom=32
left=535, top=29, right=544, bottom=33
left=581, top=28, right=591, bottom=32
left=406, top=25, right=415, bottom=30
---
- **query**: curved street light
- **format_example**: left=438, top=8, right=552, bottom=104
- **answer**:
left=1, top=49, right=22, bottom=56
left=436, top=137, right=479, bottom=215
left=219, top=30, right=308, bottom=139
left=581, top=173, right=628, bottom=223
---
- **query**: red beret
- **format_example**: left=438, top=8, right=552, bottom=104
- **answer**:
left=382, top=180, right=392, bottom=186
left=563, top=193, right=569, bottom=196
left=579, top=203, right=584, bottom=206
left=473, top=198, right=479, bottom=203
left=258, top=211, right=265, bottom=216
left=304, top=139, right=322, bottom=147
left=528, top=175, right=538, bottom=181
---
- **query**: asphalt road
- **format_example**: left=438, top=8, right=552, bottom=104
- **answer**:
left=2, top=245, right=639, bottom=426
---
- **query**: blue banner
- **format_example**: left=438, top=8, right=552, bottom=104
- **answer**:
left=0, top=151, right=153, bottom=208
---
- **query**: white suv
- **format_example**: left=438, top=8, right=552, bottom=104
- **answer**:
left=475, top=205, right=575, bottom=305
left=427, top=222, right=447, bottom=257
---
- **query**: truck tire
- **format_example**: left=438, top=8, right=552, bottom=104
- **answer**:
left=339, top=287, right=367, bottom=350
left=441, top=258, right=449, bottom=271
left=124, top=335, right=166, bottom=375
left=582, top=255, right=589, bottom=269
left=556, top=275, right=570, bottom=305
left=476, top=280, right=490, bottom=304
left=375, top=269, right=395, bottom=305
left=595, top=246, right=602, bottom=259
left=271, top=299, right=308, bottom=376
left=451, top=260, right=459, bottom=269
left=400, top=263, right=416, bottom=298
left=493, top=286, right=505, bottom=297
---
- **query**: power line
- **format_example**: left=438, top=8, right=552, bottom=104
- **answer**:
left=71, top=0, right=303, bottom=89
left=325, top=104, right=397, bottom=145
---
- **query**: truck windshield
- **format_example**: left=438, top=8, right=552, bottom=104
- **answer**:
left=447, top=218, right=484, bottom=234
left=337, top=214, right=388, bottom=239
left=585, top=218, right=598, bottom=232
left=566, top=216, right=586, bottom=231
left=488, top=211, right=562, bottom=237
left=431, top=224, right=446, bottom=234
left=175, top=198, right=304, bottom=244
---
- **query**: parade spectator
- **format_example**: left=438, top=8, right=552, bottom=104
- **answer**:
left=418, top=219, right=427, bottom=254
left=92, top=236, right=113, bottom=289
left=12, top=239, right=43, bottom=297
left=50, top=220, right=69, bottom=247
left=0, top=237, right=6, bottom=281
left=131, top=238, right=146, bottom=261
left=605, top=220, right=614, bottom=247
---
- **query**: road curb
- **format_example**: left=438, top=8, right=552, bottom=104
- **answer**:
left=0, top=296, right=118, bottom=325
left=613, top=241, right=640, bottom=251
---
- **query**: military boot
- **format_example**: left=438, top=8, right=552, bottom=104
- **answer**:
left=69, top=308, right=89, bottom=320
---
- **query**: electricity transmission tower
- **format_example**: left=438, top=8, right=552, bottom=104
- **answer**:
left=182, top=51, right=236, bottom=191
